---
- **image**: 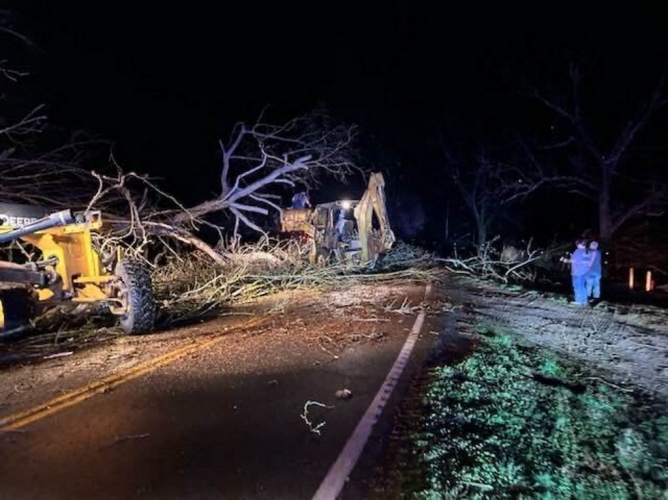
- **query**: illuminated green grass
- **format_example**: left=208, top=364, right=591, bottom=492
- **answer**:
left=388, top=329, right=668, bottom=499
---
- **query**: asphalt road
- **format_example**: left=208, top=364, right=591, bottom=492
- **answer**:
left=0, top=284, right=442, bottom=499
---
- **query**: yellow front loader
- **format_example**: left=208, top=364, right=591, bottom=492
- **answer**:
left=0, top=204, right=155, bottom=336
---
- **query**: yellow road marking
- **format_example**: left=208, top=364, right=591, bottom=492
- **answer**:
left=0, top=316, right=268, bottom=431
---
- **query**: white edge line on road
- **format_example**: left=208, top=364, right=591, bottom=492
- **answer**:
left=312, top=284, right=432, bottom=500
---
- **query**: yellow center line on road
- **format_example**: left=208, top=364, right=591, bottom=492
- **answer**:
left=0, top=316, right=269, bottom=431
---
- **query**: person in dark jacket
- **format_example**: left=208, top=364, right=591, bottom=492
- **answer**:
left=585, top=240, right=602, bottom=301
left=291, top=191, right=311, bottom=209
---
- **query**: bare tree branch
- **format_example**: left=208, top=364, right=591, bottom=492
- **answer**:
left=527, top=63, right=668, bottom=241
left=182, top=107, right=360, bottom=233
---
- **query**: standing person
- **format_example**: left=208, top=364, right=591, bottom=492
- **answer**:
left=560, top=239, right=590, bottom=305
left=291, top=191, right=311, bottom=209
left=335, top=208, right=347, bottom=236
left=585, top=240, right=602, bottom=303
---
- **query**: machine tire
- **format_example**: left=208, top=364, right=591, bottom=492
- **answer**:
left=114, top=259, right=156, bottom=335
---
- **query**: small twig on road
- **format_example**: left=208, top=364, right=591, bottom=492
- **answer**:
left=348, top=331, right=385, bottom=342
left=43, top=351, right=74, bottom=360
left=12, top=383, right=32, bottom=394
left=114, top=433, right=151, bottom=443
left=0, top=429, right=27, bottom=434
left=317, top=336, right=339, bottom=359
left=384, top=297, right=419, bottom=315
left=300, top=401, right=332, bottom=435
left=351, top=317, right=390, bottom=323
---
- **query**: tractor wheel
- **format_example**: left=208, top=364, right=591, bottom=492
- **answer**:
left=114, top=259, right=156, bottom=335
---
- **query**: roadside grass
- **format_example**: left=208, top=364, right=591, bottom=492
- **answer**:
left=379, top=326, right=668, bottom=499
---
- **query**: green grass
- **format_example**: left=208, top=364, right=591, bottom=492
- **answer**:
left=386, top=328, right=668, bottom=499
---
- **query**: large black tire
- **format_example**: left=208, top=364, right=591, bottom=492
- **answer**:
left=114, top=259, right=156, bottom=335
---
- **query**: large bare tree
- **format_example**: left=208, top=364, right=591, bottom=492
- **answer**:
left=0, top=12, right=361, bottom=264
left=54, top=107, right=361, bottom=265
left=530, top=63, right=668, bottom=243
left=0, top=99, right=361, bottom=265
left=444, top=147, right=539, bottom=245
left=0, top=11, right=101, bottom=210
left=181, top=107, right=360, bottom=233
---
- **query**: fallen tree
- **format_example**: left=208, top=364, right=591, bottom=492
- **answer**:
left=0, top=239, right=442, bottom=356
left=1, top=93, right=362, bottom=264
left=0, top=10, right=444, bottom=349
left=437, top=237, right=567, bottom=284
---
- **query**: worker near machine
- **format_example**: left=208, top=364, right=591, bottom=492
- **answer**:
left=585, top=240, right=602, bottom=303
left=335, top=208, right=347, bottom=236
left=291, top=191, right=311, bottom=209
left=560, top=239, right=589, bottom=305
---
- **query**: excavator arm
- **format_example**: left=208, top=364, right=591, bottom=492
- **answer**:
left=353, top=172, right=396, bottom=264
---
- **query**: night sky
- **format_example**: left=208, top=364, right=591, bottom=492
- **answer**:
left=9, top=3, right=668, bottom=243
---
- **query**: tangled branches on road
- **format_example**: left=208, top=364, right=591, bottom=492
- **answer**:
left=0, top=240, right=440, bottom=358
left=381, top=241, right=436, bottom=270
left=437, top=237, right=562, bottom=284
left=153, top=239, right=441, bottom=324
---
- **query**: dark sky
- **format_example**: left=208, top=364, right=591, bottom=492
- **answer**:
left=9, top=3, right=668, bottom=235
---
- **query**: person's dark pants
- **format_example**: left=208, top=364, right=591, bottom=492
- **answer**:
left=572, top=274, right=587, bottom=305
left=585, top=273, right=601, bottom=299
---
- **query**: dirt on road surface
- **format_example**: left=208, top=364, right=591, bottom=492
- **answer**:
left=462, top=279, right=668, bottom=401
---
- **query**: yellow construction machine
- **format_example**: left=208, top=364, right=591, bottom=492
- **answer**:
left=0, top=203, right=156, bottom=336
left=280, top=172, right=396, bottom=266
